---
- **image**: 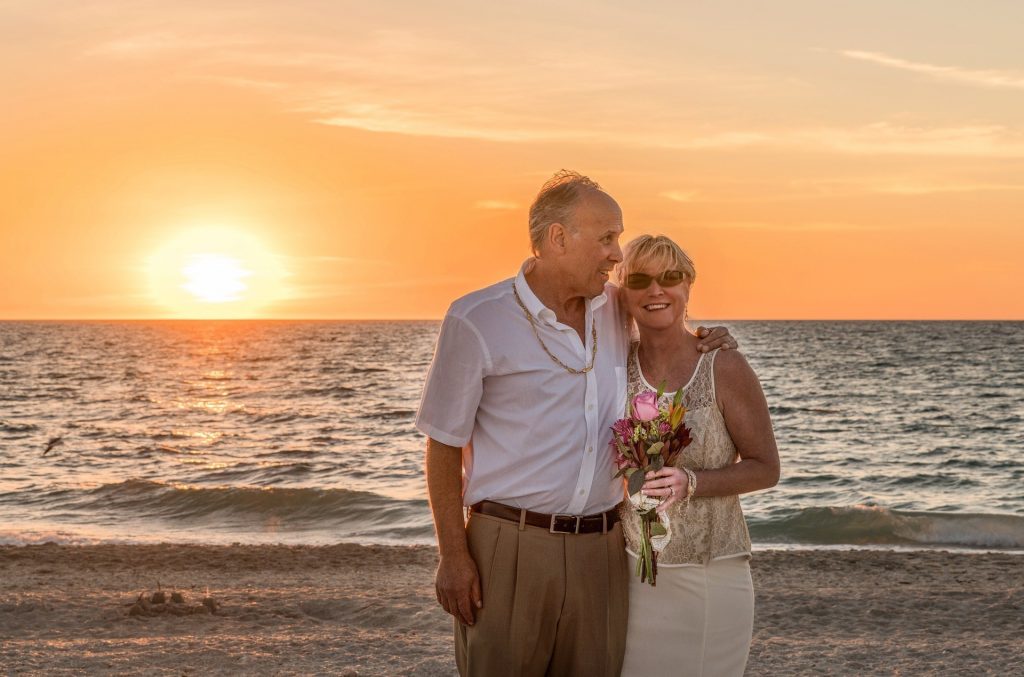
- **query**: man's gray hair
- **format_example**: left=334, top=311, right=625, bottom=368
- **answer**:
left=528, top=170, right=603, bottom=253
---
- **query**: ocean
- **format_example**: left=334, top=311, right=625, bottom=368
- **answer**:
left=1, top=320, right=1022, bottom=552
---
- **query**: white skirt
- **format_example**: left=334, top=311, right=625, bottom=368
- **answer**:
left=621, top=554, right=754, bottom=677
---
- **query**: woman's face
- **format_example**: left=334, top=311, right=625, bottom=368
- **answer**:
left=622, top=263, right=691, bottom=331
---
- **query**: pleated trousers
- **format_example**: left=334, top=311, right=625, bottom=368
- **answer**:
left=455, top=511, right=630, bottom=677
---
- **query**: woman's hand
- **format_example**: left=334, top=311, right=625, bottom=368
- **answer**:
left=642, top=467, right=689, bottom=513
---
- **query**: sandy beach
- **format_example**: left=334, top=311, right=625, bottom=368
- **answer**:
left=1, top=544, right=1021, bottom=676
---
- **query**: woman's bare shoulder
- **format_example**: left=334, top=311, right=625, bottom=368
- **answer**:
left=712, top=348, right=759, bottom=388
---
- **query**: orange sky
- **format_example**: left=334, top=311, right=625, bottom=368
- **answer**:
left=2, top=1, right=1022, bottom=320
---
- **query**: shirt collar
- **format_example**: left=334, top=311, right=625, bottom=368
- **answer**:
left=514, top=259, right=609, bottom=327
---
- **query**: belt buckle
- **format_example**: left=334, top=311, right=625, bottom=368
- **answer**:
left=549, top=513, right=581, bottom=534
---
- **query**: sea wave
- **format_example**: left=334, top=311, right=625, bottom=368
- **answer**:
left=748, top=505, right=1024, bottom=550
left=0, top=528, right=143, bottom=546
left=2, top=320, right=1021, bottom=549
left=13, top=479, right=434, bottom=538
left=0, top=420, right=40, bottom=433
left=297, top=386, right=357, bottom=399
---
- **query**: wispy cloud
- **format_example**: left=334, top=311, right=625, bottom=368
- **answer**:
left=87, top=32, right=258, bottom=57
left=794, top=123, right=1024, bottom=156
left=659, top=190, right=697, bottom=203
left=84, top=21, right=803, bottom=148
left=77, top=18, right=1024, bottom=157
left=789, top=176, right=1024, bottom=198
left=840, top=50, right=1024, bottom=90
left=709, top=220, right=884, bottom=232
left=663, top=122, right=1024, bottom=158
left=85, top=26, right=682, bottom=144
left=196, top=75, right=288, bottom=91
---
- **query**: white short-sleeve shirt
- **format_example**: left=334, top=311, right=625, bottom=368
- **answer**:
left=416, top=262, right=630, bottom=515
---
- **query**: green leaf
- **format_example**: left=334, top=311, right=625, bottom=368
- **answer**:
left=650, top=454, right=664, bottom=471
left=646, top=441, right=664, bottom=457
left=649, top=522, right=667, bottom=537
left=656, top=380, right=666, bottom=399
left=673, top=387, right=684, bottom=408
left=628, top=468, right=645, bottom=496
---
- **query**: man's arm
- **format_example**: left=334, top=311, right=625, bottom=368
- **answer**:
left=695, top=325, right=738, bottom=352
left=426, top=436, right=482, bottom=626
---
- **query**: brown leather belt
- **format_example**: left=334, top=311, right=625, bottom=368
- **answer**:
left=469, top=500, right=620, bottom=534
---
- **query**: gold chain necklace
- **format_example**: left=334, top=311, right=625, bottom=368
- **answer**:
left=513, top=283, right=597, bottom=375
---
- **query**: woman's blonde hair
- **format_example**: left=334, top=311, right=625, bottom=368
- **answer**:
left=615, top=234, right=696, bottom=286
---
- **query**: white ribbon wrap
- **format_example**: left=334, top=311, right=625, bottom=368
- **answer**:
left=628, top=492, right=672, bottom=552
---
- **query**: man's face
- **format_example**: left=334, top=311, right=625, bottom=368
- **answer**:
left=562, top=191, right=624, bottom=298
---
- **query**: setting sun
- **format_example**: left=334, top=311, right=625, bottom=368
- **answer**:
left=181, top=253, right=251, bottom=303
left=1, top=1, right=1021, bottom=323
left=146, top=227, right=288, bottom=318
left=1, top=3, right=1022, bottom=675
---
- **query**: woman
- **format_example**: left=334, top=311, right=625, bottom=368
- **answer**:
left=617, top=235, right=780, bottom=677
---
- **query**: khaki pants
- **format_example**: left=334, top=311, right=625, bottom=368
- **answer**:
left=456, top=512, right=629, bottom=677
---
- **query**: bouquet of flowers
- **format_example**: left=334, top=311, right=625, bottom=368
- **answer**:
left=610, top=385, right=692, bottom=585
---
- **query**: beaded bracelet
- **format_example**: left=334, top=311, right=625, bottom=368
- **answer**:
left=682, top=467, right=697, bottom=507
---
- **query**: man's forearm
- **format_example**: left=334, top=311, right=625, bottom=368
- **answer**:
left=425, top=437, right=470, bottom=558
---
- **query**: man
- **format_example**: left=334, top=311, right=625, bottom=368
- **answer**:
left=416, top=171, right=735, bottom=676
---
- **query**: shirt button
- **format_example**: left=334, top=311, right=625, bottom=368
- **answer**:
left=579, top=489, right=585, bottom=495
left=587, top=404, right=594, bottom=411
left=587, top=446, right=593, bottom=453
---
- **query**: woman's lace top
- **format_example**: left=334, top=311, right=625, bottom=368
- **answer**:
left=620, top=342, right=752, bottom=565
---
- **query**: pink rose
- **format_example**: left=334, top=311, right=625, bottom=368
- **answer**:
left=632, top=391, right=660, bottom=422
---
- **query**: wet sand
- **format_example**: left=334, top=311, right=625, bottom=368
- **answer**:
left=1, top=544, right=1021, bottom=675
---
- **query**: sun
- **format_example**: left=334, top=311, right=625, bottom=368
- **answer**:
left=180, top=253, right=251, bottom=303
left=147, top=227, right=288, bottom=318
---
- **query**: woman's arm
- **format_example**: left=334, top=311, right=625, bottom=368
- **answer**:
left=643, top=349, right=780, bottom=509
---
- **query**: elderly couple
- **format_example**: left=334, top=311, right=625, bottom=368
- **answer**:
left=416, top=171, right=780, bottom=677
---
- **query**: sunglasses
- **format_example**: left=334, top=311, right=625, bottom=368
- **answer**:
left=624, top=270, right=688, bottom=290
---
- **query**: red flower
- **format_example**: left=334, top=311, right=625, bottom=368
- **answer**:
left=611, top=417, right=635, bottom=441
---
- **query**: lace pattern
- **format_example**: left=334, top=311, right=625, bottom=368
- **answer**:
left=620, top=342, right=752, bottom=565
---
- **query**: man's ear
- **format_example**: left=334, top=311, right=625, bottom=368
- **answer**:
left=548, top=222, right=567, bottom=253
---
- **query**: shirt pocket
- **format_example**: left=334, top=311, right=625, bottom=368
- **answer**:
left=614, top=366, right=628, bottom=418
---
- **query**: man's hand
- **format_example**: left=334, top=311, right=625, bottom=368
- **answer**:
left=425, top=437, right=482, bottom=625
left=695, top=325, right=738, bottom=353
left=435, top=551, right=483, bottom=625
